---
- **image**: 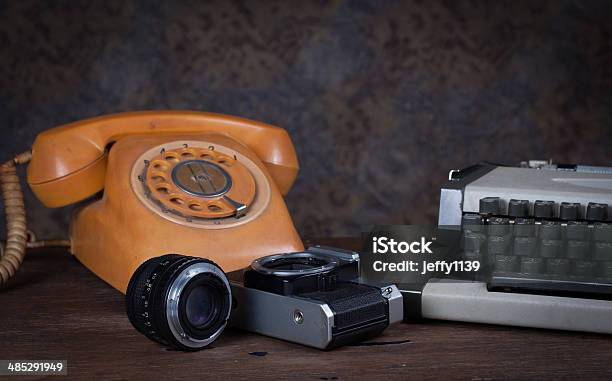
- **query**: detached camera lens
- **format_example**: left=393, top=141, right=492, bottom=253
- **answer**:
left=126, top=255, right=231, bottom=351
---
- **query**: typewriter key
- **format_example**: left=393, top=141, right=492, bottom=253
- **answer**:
left=494, top=255, right=518, bottom=272
left=566, top=240, right=589, bottom=260
left=594, top=242, right=612, bottom=261
left=514, top=218, right=535, bottom=237
left=573, top=260, right=597, bottom=279
left=462, top=231, right=485, bottom=252
left=586, top=202, right=608, bottom=222
left=513, top=237, right=537, bottom=257
left=508, top=199, right=529, bottom=218
left=479, top=197, right=501, bottom=215
left=488, top=217, right=511, bottom=236
left=462, top=213, right=484, bottom=232
left=593, top=223, right=612, bottom=243
left=546, top=258, right=571, bottom=277
left=520, top=257, right=544, bottom=274
left=462, top=250, right=482, bottom=261
left=534, top=200, right=555, bottom=219
left=566, top=221, right=588, bottom=241
left=539, top=221, right=561, bottom=240
left=600, top=261, right=612, bottom=279
left=488, top=235, right=511, bottom=256
left=560, top=202, right=581, bottom=221
left=539, top=239, right=564, bottom=258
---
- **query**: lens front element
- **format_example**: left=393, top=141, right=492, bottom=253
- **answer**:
left=185, top=286, right=216, bottom=327
left=177, top=273, right=229, bottom=339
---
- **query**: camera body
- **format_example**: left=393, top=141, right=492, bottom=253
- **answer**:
left=229, top=246, right=403, bottom=349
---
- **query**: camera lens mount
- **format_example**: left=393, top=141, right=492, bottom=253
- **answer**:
left=245, top=249, right=360, bottom=295
left=126, top=255, right=231, bottom=351
left=250, top=252, right=339, bottom=277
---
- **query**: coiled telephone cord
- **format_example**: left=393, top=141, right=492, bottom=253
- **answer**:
left=0, top=152, right=70, bottom=285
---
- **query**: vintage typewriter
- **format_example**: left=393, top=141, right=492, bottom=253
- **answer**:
left=420, top=161, right=612, bottom=333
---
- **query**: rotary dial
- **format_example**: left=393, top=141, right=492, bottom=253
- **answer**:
left=144, top=146, right=256, bottom=219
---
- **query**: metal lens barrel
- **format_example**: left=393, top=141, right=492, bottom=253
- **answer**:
left=126, top=255, right=231, bottom=351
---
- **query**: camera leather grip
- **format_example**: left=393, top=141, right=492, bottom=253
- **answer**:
left=299, top=282, right=389, bottom=348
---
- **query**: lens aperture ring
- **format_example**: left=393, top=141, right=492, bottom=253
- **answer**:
left=126, top=254, right=183, bottom=346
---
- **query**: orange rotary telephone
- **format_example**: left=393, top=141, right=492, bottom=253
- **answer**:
left=0, top=111, right=304, bottom=292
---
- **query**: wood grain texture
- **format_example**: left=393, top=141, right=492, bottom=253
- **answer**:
left=1, top=239, right=611, bottom=381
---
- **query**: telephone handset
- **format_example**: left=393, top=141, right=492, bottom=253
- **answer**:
left=0, top=111, right=304, bottom=291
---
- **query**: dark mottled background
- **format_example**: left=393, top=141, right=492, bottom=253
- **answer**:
left=1, top=0, right=611, bottom=239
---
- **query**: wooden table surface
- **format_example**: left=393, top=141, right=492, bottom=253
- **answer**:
left=1, top=238, right=611, bottom=381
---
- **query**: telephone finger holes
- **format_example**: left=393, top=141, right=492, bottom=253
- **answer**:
left=151, top=160, right=169, bottom=171
left=199, top=153, right=214, bottom=160
left=189, top=203, right=204, bottom=211
left=164, top=152, right=180, bottom=163
left=169, top=196, right=185, bottom=205
left=155, top=184, right=171, bottom=194
left=150, top=172, right=167, bottom=182
left=217, top=158, right=231, bottom=167
left=207, top=203, right=223, bottom=212
left=215, top=155, right=234, bottom=167
left=179, top=149, right=196, bottom=159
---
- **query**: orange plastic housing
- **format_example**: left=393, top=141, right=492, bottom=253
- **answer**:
left=25, top=112, right=304, bottom=293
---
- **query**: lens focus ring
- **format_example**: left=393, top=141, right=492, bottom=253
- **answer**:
left=126, top=255, right=231, bottom=351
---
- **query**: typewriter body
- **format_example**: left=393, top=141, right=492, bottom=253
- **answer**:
left=428, top=161, right=612, bottom=333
